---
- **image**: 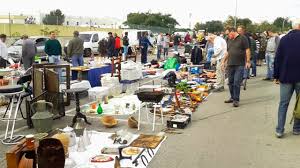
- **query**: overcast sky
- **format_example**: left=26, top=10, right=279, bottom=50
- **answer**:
left=0, top=0, right=299, bottom=27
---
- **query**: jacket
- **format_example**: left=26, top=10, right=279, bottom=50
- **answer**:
left=67, top=37, right=84, bottom=57
left=44, top=39, right=62, bottom=56
left=173, top=35, right=181, bottom=45
left=22, top=39, right=37, bottom=63
left=115, top=36, right=121, bottom=49
left=139, top=36, right=152, bottom=48
left=274, top=30, right=300, bottom=83
left=107, top=36, right=115, bottom=52
left=123, top=36, right=129, bottom=46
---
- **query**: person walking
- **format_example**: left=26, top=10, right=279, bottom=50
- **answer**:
left=156, top=33, right=164, bottom=60
left=257, top=32, right=267, bottom=66
left=209, top=34, right=227, bottom=92
left=163, top=33, right=170, bottom=60
left=67, top=31, right=84, bottom=67
left=222, top=28, right=251, bottom=107
left=45, top=31, right=62, bottom=65
left=21, top=35, right=37, bottom=70
left=107, top=32, right=115, bottom=58
left=249, top=34, right=258, bottom=77
left=98, top=38, right=107, bottom=57
left=122, top=32, right=129, bottom=58
left=173, top=33, right=181, bottom=52
left=139, top=32, right=153, bottom=64
left=114, top=33, right=121, bottom=56
left=274, top=19, right=300, bottom=138
left=184, top=32, right=192, bottom=43
left=263, top=29, right=280, bottom=81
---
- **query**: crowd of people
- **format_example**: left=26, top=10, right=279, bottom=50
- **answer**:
left=0, top=18, right=300, bottom=139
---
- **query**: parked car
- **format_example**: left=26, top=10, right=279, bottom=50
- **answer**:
left=8, top=36, right=49, bottom=62
left=64, top=31, right=108, bottom=57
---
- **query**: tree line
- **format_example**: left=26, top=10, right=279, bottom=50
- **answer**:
left=42, top=9, right=291, bottom=34
left=194, top=16, right=292, bottom=33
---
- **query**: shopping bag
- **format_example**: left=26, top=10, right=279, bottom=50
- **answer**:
left=164, top=57, right=178, bottom=70
left=293, top=94, right=300, bottom=119
left=290, top=94, right=300, bottom=124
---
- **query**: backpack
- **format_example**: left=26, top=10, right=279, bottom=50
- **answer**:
left=290, top=94, right=300, bottom=123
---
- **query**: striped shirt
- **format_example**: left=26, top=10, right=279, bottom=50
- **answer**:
left=255, top=40, right=260, bottom=53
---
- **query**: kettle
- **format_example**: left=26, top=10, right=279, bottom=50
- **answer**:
left=61, top=126, right=76, bottom=147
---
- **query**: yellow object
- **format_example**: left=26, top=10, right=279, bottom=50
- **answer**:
left=52, top=133, right=70, bottom=157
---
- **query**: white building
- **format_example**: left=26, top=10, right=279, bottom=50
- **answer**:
left=63, top=16, right=122, bottom=28
left=0, top=15, right=27, bottom=24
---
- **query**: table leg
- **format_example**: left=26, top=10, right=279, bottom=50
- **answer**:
left=138, top=102, right=141, bottom=130
left=10, top=95, right=22, bottom=139
left=152, top=104, right=156, bottom=131
left=4, top=94, right=14, bottom=139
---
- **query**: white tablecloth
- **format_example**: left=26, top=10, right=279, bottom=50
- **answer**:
left=68, top=131, right=166, bottom=168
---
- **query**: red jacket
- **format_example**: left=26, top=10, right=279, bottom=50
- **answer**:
left=115, top=37, right=121, bottom=49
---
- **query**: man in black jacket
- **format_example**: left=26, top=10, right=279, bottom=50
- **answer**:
left=173, top=33, right=181, bottom=52
left=274, top=19, right=300, bottom=138
left=123, top=32, right=129, bottom=57
left=107, top=32, right=115, bottom=57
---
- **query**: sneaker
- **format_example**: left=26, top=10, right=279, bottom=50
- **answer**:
left=233, top=101, right=239, bottom=107
left=250, top=74, right=256, bottom=77
left=224, top=99, right=234, bottom=103
left=293, top=131, right=300, bottom=135
left=275, top=132, right=284, bottom=138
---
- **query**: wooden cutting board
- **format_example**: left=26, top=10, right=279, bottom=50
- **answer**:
left=130, top=134, right=164, bottom=149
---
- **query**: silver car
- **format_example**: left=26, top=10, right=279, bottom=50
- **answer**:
left=8, top=36, right=49, bottom=62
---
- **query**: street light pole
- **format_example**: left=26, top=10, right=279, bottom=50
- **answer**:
left=234, top=0, right=238, bottom=28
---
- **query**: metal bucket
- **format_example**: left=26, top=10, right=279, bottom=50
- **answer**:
left=31, top=101, right=54, bottom=133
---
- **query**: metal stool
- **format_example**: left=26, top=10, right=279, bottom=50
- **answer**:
left=1, top=85, right=25, bottom=145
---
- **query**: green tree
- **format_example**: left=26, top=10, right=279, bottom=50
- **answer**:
left=273, top=17, right=292, bottom=32
left=124, top=12, right=179, bottom=28
left=43, top=9, right=65, bottom=25
left=224, top=16, right=252, bottom=29
left=205, top=20, right=224, bottom=33
left=255, top=21, right=277, bottom=33
left=194, top=22, right=205, bottom=31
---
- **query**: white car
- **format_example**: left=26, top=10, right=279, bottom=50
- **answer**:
left=64, top=31, right=108, bottom=57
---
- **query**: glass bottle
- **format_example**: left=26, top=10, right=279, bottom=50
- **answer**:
left=97, top=103, right=103, bottom=114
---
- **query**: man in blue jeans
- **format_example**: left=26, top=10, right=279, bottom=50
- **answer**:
left=274, top=19, right=300, bottom=138
left=45, top=31, right=62, bottom=80
left=67, top=31, right=84, bottom=66
left=222, top=28, right=251, bottom=107
left=263, top=29, right=280, bottom=81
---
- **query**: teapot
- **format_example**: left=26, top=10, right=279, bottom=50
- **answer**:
left=61, top=126, right=76, bottom=147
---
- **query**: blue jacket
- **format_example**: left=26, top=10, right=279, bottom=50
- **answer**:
left=139, top=36, right=152, bottom=48
left=274, top=30, right=300, bottom=83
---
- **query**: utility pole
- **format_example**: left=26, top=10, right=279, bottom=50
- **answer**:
left=234, top=0, right=238, bottom=28
left=8, top=12, right=11, bottom=37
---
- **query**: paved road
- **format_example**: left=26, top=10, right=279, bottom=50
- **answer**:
left=1, top=66, right=300, bottom=168
left=148, top=67, right=300, bottom=168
